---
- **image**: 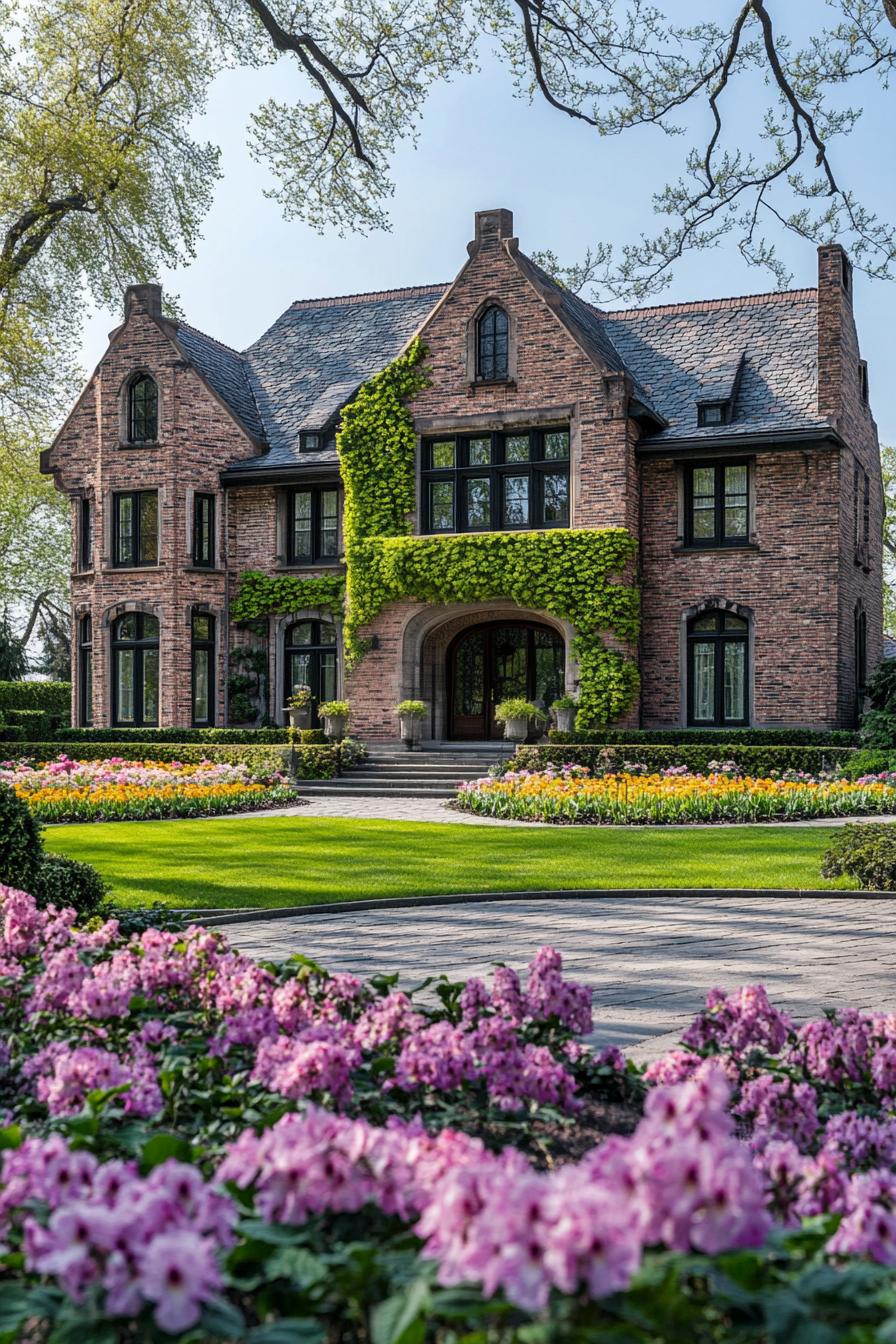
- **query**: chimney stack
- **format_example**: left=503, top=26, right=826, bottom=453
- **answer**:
left=816, top=244, right=853, bottom=425
left=472, top=208, right=514, bottom=252
left=124, top=282, right=163, bottom=321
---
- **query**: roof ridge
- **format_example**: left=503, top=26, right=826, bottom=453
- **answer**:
left=601, top=288, right=817, bottom=320
left=288, top=283, right=448, bottom=310
left=176, top=320, right=246, bottom=359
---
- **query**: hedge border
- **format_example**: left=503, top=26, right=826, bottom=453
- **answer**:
left=514, top=743, right=858, bottom=776
left=0, top=742, right=342, bottom=779
left=548, top=728, right=860, bottom=748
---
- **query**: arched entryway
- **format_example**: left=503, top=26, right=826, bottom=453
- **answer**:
left=447, top=620, right=565, bottom=739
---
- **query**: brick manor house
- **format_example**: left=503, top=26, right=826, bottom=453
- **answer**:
left=43, top=208, right=882, bottom=740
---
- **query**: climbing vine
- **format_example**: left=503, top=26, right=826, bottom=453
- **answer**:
left=231, top=338, right=642, bottom=728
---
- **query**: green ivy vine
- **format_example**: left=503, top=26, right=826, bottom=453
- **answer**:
left=230, top=337, right=642, bottom=728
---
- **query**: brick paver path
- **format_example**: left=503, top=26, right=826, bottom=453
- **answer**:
left=221, top=894, right=896, bottom=1060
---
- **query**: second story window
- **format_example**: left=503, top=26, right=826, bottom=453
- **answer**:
left=476, top=305, right=509, bottom=381
left=423, top=428, right=570, bottom=535
left=128, top=374, right=158, bottom=443
left=192, top=493, right=215, bottom=567
left=114, top=490, right=159, bottom=567
left=79, top=497, right=92, bottom=571
left=287, top=486, right=339, bottom=565
left=684, top=462, right=749, bottom=548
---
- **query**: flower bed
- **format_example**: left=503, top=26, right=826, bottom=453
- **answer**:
left=455, top=763, right=896, bottom=824
left=0, top=754, right=299, bottom=822
left=4, top=884, right=896, bottom=1338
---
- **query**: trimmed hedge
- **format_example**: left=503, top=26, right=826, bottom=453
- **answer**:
left=513, top=743, right=858, bottom=777
left=0, top=742, right=342, bottom=779
left=0, top=680, right=70, bottom=722
left=55, top=726, right=293, bottom=744
left=548, top=728, right=859, bottom=748
left=6, top=708, right=53, bottom=738
left=821, top=824, right=896, bottom=891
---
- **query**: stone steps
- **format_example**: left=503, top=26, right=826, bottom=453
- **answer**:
left=294, top=742, right=510, bottom=800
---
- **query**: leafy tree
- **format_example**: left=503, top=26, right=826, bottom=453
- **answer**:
left=0, top=612, right=29, bottom=680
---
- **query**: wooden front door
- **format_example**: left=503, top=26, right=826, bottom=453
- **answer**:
left=448, top=622, right=565, bottom=740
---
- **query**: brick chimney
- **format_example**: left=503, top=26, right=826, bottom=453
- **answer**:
left=816, top=244, right=853, bottom=425
left=124, top=282, right=163, bottom=320
left=472, top=208, right=514, bottom=251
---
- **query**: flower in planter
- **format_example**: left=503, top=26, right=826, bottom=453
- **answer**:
left=395, top=700, right=426, bottom=717
left=494, top=698, right=548, bottom=725
left=287, top=685, right=313, bottom=711
left=317, top=700, right=351, bottom=721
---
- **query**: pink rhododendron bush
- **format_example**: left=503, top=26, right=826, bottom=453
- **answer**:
left=3, top=886, right=896, bottom=1341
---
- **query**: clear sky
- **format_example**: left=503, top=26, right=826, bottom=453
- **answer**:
left=77, top=40, right=896, bottom=445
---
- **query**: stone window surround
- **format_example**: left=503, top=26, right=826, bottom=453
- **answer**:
left=102, top=485, right=165, bottom=570
left=269, top=609, right=345, bottom=725
left=97, top=600, right=164, bottom=730
left=465, top=297, right=518, bottom=386
left=117, top=368, right=162, bottom=448
left=678, top=597, right=754, bottom=728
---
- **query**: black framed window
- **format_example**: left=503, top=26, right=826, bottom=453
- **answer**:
left=287, top=486, right=339, bottom=564
left=684, top=462, right=749, bottom=547
left=191, top=612, right=215, bottom=726
left=284, top=619, right=337, bottom=728
left=79, top=497, right=92, bottom=571
left=855, top=603, right=867, bottom=707
left=476, top=306, right=509, bottom=382
left=112, top=613, right=159, bottom=727
left=422, top=428, right=570, bottom=535
left=128, top=374, right=158, bottom=443
left=78, top=615, right=93, bottom=727
left=192, top=493, right=215, bottom=567
left=113, top=490, right=158, bottom=567
left=687, top=610, right=749, bottom=726
left=697, top=403, right=728, bottom=427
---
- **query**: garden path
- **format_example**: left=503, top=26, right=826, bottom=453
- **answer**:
left=221, top=894, right=896, bottom=1060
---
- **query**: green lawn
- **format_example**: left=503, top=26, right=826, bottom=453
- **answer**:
left=42, top=815, right=854, bottom=909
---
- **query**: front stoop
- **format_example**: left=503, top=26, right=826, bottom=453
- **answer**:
left=297, top=741, right=511, bottom=799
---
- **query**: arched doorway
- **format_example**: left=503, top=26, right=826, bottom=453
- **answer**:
left=448, top=621, right=565, bottom=740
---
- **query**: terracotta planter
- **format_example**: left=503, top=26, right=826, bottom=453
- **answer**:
left=322, top=714, right=348, bottom=742
left=553, top=707, right=576, bottom=733
left=503, top=715, right=529, bottom=743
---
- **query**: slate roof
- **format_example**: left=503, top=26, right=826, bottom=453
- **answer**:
left=169, top=263, right=827, bottom=476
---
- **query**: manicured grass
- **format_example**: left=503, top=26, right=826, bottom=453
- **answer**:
left=42, top=815, right=855, bottom=909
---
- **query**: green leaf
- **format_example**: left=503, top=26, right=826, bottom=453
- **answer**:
left=199, top=1294, right=246, bottom=1338
left=139, top=1132, right=193, bottom=1171
left=371, top=1278, right=431, bottom=1344
left=267, top=1247, right=327, bottom=1287
left=237, top=1219, right=311, bottom=1246
left=0, top=1286, right=42, bottom=1333
left=0, top=1125, right=22, bottom=1151
left=247, top=1322, right=326, bottom=1344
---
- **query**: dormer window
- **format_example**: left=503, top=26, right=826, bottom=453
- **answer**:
left=300, top=432, right=322, bottom=452
left=697, top=402, right=728, bottom=428
left=128, top=374, right=158, bottom=443
left=476, top=305, right=509, bottom=382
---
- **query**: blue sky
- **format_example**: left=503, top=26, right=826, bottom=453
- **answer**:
left=78, top=39, right=896, bottom=445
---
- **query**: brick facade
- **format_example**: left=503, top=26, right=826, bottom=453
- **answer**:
left=43, top=212, right=883, bottom=739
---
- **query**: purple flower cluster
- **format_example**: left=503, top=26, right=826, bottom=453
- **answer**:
left=681, top=983, right=792, bottom=1055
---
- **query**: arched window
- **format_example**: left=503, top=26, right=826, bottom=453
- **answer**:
left=192, top=612, right=215, bottom=726
left=112, top=612, right=159, bottom=726
left=687, top=610, right=748, bottom=726
left=284, top=619, right=337, bottom=727
left=78, top=616, right=93, bottom=727
left=128, top=374, right=158, bottom=443
left=476, top=305, right=509, bottom=382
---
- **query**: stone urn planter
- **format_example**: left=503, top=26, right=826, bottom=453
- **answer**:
left=395, top=700, right=426, bottom=751
left=318, top=701, right=351, bottom=743
left=552, top=706, right=577, bottom=733
left=494, top=699, right=547, bottom=746
left=286, top=706, right=312, bottom=731
left=502, top=715, right=530, bottom=743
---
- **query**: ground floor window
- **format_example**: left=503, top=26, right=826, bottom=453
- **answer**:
left=112, top=612, right=159, bottom=726
left=192, top=612, right=215, bottom=726
left=687, top=610, right=748, bottom=726
left=449, top=621, right=565, bottom=740
left=79, top=616, right=93, bottom=726
left=855, top=602, right=867, bottom=724
left=284, top=619, right=337, bottom=727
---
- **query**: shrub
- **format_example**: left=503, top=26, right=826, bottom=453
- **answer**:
left=513, top=742, right=857, bottom=777
left=31, top=854, right=108, bottom=916
left=0, top=679, right=70, bottom=723
left=6, top=707, right=52, bottom=737
left=860, top=659, right=896, bottom=747
left=494, top=698, right=547, bottom=724
left=317, top=699, right=351, bottom=719
left=821, top=823, right=896, bottom=890
left=395, top=699, right=426, bottom=716
left=0, top=723, right=25, bottom=742
left=549, top=727, right=859, bottom=747
left=56, top=726, right=291, bottom=744
left=0, top=780, right=43, bottom=891
left=837, top=749, right=896, bottom=779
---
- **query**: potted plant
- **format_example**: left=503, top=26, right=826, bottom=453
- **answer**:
left=551, top=694, right=579, bottom=734
left=395, top=699, right=426, bottom=750
left=494, top=697, right=547, bottom=743
left=318, top=699, right=351, bottom=742
left=285, top=684, right=313, bottom=730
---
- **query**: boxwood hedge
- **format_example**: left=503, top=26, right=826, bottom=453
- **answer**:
left=548, top=727, right=859, bottom=747
left=0, top=741, right=342, bottom=779
left=0, top=680, right=70, bottom=721
left=514, top=743, right=858, bottom=777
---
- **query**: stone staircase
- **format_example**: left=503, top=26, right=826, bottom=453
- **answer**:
left=295, top=742, right=512, bottom=799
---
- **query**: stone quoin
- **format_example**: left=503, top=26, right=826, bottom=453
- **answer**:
left=41, top=209, right=883, bottom=740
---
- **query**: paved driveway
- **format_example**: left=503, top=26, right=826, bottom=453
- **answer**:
left=221, top=894, right=896, bottom=1060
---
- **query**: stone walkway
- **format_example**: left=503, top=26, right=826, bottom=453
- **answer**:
left=221, top=894, right=896, bottom=1060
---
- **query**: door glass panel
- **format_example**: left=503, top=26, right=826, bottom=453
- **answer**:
left=453, top=633, right=485, bottom=717
left=142, top=649, right=159, bottom=725
left=692, top=642, right=715, bottom=721
left=320, top=651, right=337, bottom=702
left=724, top=641, right=746, bottom=720
left=139, top=493, right=158, bottom=564
left=193, top=649, right=209, bottom=722
left=430, top=481, right=454, bottom=531
left=533, top=630, right=565, bottom=713
left=493, top=627, right=528, bottom=701
left=503, top=475, right=529, bottom=526
left=116, top=496, right=133, bottom=565
left=505, top=434, right=530, bottom=463
left=542, top=472, right=569, bottom=524
left=468, top=438, right=491, bottom=466
left=544, top=430, right=570, bottom=460
left=116, top=649, right=135, bottom=723
left=465, top=477, right=491, bottom=529
left=431, top=441, right=455, bottom=469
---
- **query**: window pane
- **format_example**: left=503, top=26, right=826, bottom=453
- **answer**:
left=142, top=614, right=159, bottom=640
left=320, top=651, right=337, bottom=702
left=193, top=613, right=212, bottom=641
left=320, top=490, right=339, bottom=557
left=116, top=496, right=134, bottom=565
left=465, top=477, right=491, bottom=529
left=692, top=505, right=716, bottom=540
left=288, top=622, right=313, bottom=646
left=503, top=474, right=530, bottom=526
left=193, top=648, right=210, bottom=722
left=724, top=614, right=748, bottom=630
left=542, top=472, right=569, bottom=524
left=692, top=467, right=716, bottom=497
left=431, top=441, right=455, bottom=469
left=544, top=431, right=570, bottom=460
left=292, top=492, right=312, bottom=558
left=116, top=649, right=135, bottom=723
left=723, top=641, right=746, bottom=720
left=139, top=493, right=158, bottom=564
left=725, top=464, right=748, bottom=497
left=692, top=642, right=715, bottom=721
left=318, top=621, right=337, bottom=646
left=468, top=437, right=491, bottom=466
left=82, top=649, right=93, bottom=726
left=142, top=650, right=159, bottom=725
left=430, top=481, right=454, bottom=531
left=724, top=506, right=748, bottom=537
left=116, top=613, right=137, bottom=641
left=288, top=652, right=311, bottom=693
left=692, top=614, right=718, bottom=631
left=505, top=434, right=530, bottom=463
